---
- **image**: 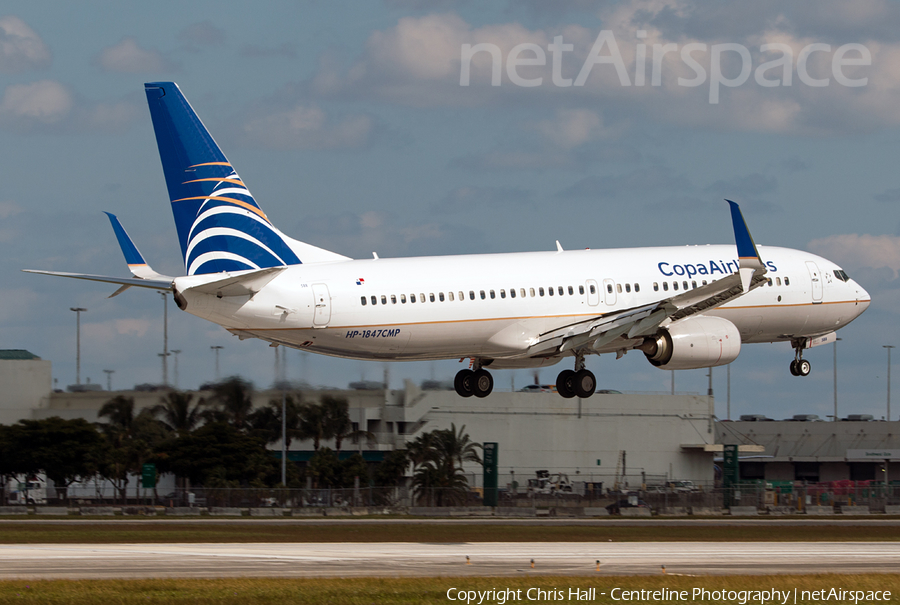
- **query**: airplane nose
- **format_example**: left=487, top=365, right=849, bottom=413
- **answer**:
left=854, top=281, right=871, bottom=315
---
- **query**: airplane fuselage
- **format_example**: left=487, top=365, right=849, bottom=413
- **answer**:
left=175, top=244, right=868, bottom=367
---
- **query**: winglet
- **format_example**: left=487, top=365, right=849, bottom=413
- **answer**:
left=104, top=212, right=173, bottom=282
left=726, top=200, right=766, bottom=292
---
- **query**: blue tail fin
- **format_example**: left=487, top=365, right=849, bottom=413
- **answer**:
left=144, top=82, right=304, bottom=275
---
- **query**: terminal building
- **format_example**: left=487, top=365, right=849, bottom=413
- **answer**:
left=2, top=351, right=898, bottom=489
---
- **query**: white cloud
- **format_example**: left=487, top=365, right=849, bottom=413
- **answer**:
left=807, top=233, right=900, bottom=279
left=536, top=108, right=610, bottom=149
left=0, top=16, right=50, bottom=72
left=96, top=37, right=171, bottom=73
left=241, top=104, right=372, bottom=150
left=311, top=7, right=900, bottom=134
left=0, top=80, right=72, bottom=124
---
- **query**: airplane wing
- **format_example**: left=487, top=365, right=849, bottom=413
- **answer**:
left=23, top=213, right=175, bottom=297
left=525, top=201, right=768, bottom=357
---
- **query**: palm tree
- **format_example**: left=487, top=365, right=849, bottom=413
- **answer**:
left=152, top=391, right=204, bottom=436
left=203, top=377, right=254, bottom=430
left=297, top=401, right=327, bottom=450
left=407, top=425, right=481, bottom=506
left=247, top=394, right=304, bottom=449
left=321, top=395, right=373, bottom=454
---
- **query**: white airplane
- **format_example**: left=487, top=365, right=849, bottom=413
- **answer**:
left=27, top=82, right=871, bottom=398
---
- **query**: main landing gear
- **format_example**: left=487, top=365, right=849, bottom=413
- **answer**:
left=455, top=365, right=493, bottom=398
left=789, top=340, right=811, bottom=377
left=557, top=353, right=596, bottom=399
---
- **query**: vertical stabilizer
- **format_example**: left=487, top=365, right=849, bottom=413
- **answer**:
left=144, top=82, right=344, bottom=275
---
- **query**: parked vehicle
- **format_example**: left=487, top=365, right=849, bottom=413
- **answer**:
left=6, top=475, right=47, bottom=505
left=527, top=470, right=573, bottom=494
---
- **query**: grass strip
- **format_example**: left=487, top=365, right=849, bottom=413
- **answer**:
left=0, top=574, right=897, bottom=605
left=0, top=522, right=898, bottom=544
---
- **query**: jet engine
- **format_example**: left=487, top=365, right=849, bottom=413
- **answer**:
left=638, top=316, right=741, bottom=370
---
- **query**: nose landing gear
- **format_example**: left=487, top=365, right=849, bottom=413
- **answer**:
left=789, top=340, right=811, bottom=376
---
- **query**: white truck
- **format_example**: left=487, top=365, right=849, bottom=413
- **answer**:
left=5, top=475, right=48, bottom=505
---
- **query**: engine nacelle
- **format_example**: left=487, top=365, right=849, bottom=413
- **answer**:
left=639, top=316, right=741, bottom=370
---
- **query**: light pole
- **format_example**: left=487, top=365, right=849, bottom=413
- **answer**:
left=70, top=307, right=87, bottom=385
left=161, top=293, right=169, bottom=386
left=833, top=338, right=842, bottom=421
left=171, top=350, right=181, bottom=389
left=211, top=345, right=224, bottom=381
left=103, top=369, right=114, bottom=391
left=885, top=345, right=895, bottom=420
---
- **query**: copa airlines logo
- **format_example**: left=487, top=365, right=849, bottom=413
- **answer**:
left=180, top=163, right=301, bottom=275
left=658, top=259, right=777, bottom=278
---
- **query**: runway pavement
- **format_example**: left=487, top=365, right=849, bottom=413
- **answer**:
left=1, top=541, right=897, bottom=579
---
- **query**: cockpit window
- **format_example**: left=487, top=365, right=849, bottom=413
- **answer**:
left=834, top=269, right=850, bottom=282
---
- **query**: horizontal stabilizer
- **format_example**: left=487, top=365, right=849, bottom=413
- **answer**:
left=22, top=270, right=172, bottom=292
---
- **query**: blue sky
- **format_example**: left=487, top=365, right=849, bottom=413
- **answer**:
left=4, top=0, right=900, bottom=420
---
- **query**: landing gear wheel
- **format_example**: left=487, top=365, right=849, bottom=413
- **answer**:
left=454, top=369, right=474, bottom=397
left=472, top=369, right=494, bottom=398
left=573, top=369, right=596, bottom=398
left=789, top=360, right=799, bottom=376
left=557, top=369, right=576, bottom=398
left=797, top=359, right=811, bottom=376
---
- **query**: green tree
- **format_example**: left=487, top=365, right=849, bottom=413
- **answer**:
left=152, top=391, right=205, bottom=436
left=247, top=395, right=303, bottom=449
left=203, top=377, right=255, bottom=430
left=11, top=418, right=105, bottom=503
left=321, top=395, right=373, bottom=454
left=408, top=425, right=481, bottom=506
left=340, top=453, right=370, bottom=488
left=156, top=422, right=276, bottom=487
left=98, top=396, right=168, bottom=502
left=298, top=401, right=328, bottom=450
left=373, top=449, right=409, bottom=488
left=306, top=447, right=340, bottom=488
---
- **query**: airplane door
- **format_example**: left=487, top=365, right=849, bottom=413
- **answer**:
left=586, top=280, right=599, bottom=306
left=805, top=261, right=823, bottom=303
left=603, top=279, right=617, bottom=305
left=311, top=283, right=331, bottom=327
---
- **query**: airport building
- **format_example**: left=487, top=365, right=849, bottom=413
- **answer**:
left=3, top=351, right=898, bottom=490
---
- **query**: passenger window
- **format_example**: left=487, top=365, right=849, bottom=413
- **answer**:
left=448, top=292, right=454, bottom=301
left=469, top=291, right=475, bottom=300
left=420, top=293, right=426, bottom=302
left=568, top=286, right=574, bottom=295
left=391, top=294, right=397, bottom=304
left=520, top=288, right=526, bottom=298
left=702, top=280, right=707, bottom=286
left=634, top=283, right=640, bottom=293
left=673, top=282, right=679, bottom=291
left=548, top=286, right=554, bottom=296
left=401, top=294, right=407, bottom=303
left=607, top=284, right=613, bottom=294
left=663, top=282, right=669, bottom=291
left=589, top=285, right=596, bottom=294
left=381, top=295, right=387, bottom=305
left=579, top=285, right=584, bottom=295
left=480, top=290, right=486, bottom=300
left=371, top=295, right=377, bottom=305
left=691, top=281, right=696, bottom=289
left=429, top=293, right=435, bottom=302
left=653, top=282, right=659, bottom=292
left=410, top=294, right=416, bottom=304
left=510, top=289, right=516, bottom=298
left=487, top=290, right=493, bottom=299
left=500, top=289, right=506, bottom=299
left=558, top=286, right=564, bottom=296
left=767, top=278, right=772, bottom=286
left=682, top=281, right=688, bottom=290
left=776, top=277, right=782, bottom=286
left=785, top=277, right=790, bottom=286
left=625, top=283, right=631, bottom=293
left=616, top=284, right=622, bottom=294
left=539, top=287, right=545, bottom=296
left=361, top=296, right=367, bottom=306
left=530, top=288, right=536, bottom=297
left=439, top=292, right=445, bottom=302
